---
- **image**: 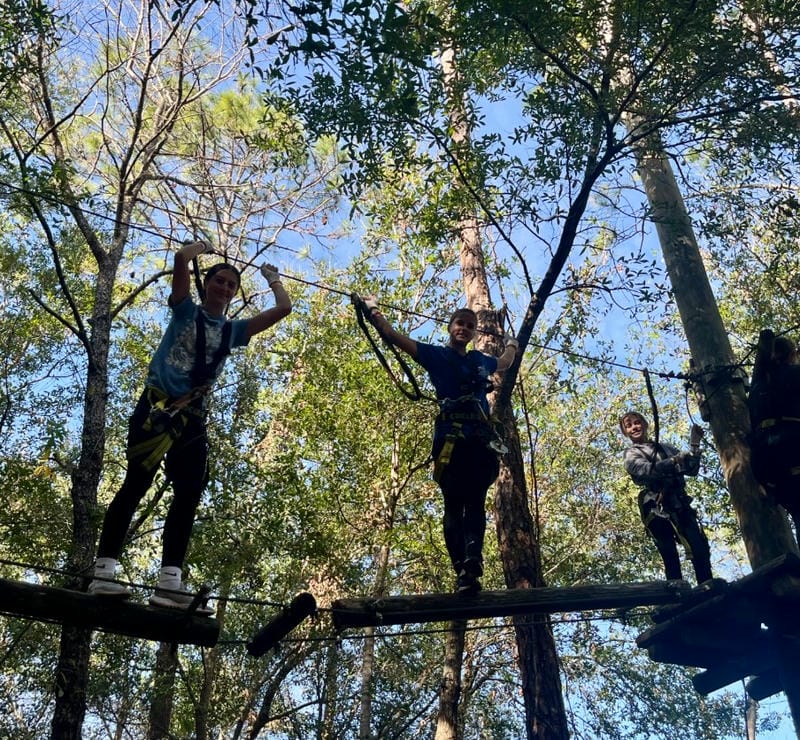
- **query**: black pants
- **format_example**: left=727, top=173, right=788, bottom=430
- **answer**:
left=639, top=492, right=712, bottom=583
left=434, top=436, right=500, bottom=574
left=97, top=390, right=209, bottom=568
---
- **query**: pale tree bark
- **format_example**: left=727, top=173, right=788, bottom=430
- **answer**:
left=628, top=126, right=800, bottom=731
left=440, top=42, right=570, bottom=740
left=629, top=130, right=796, bottom=567
left=435, top=621, right=467, bottom=740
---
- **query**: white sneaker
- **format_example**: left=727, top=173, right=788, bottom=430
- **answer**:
left=88, top=578, right=131, bottom=598
left=149, top=584, right=214, bottom=616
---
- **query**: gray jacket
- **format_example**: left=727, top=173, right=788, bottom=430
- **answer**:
left=623, top=440, right=700, bottom=509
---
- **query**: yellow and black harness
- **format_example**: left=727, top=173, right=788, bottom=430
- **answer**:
left=129, top=311, right=232, bottom=471
left=432, top=403, right=506, bottom=482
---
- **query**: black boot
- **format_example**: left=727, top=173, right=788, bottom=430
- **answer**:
left=456, top=570, right=478, bottom=595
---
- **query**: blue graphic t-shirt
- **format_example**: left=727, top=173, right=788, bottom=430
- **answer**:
left=414, top=343, right=498, bottom=441
left=145, top=296, right=250, bottom=399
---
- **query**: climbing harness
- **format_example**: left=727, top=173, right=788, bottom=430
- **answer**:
left=130, top=310, right=233, bottom=470
left=437, top=394, right=508, bottom=455
left=352, top=294, right=509, bottom=468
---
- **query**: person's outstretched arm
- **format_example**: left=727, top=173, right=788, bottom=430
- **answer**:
left=245, top=264, right=292, bottom=339
left=496, top=338, right=519, bottom=371
left=171, top=240, right=213, bottom=305
left=363, top=295, right=418, bottom=359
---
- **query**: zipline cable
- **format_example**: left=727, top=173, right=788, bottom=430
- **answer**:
left=0, top=178, right=751, bottom=385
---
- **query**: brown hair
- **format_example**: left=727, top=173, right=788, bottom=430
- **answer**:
left=619, top=411, right=647, bottom=435
left=448, top=308, right=477, bottom=329
left=204, top=262, right=241, bottom=288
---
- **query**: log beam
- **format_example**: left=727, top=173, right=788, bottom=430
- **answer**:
left=0, top=577, right=219, bottom=646
left=331, top=580, right=693, bottom=630
left=247, top=592, right=317, bottom=657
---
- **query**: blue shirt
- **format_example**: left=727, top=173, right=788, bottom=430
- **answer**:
left=414, top=343, right=498, bottom=441
left=145, top=296, right=250, bottom=399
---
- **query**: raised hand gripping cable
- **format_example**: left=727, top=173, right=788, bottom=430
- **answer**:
left=351, top=293, right=434, bottom=402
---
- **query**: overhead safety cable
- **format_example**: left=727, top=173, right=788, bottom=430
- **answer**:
left=1, top=178, right=749, bottom=385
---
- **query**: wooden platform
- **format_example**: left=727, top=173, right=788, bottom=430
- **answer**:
left=331, top=579, right=696, bottom=630
left=0, top=577, right=219, bottom=646
left=636, top=553, right=800, bottom=697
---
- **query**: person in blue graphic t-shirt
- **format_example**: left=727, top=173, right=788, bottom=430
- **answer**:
left=364, top=297, right=518, bottom=594
left=88, top=240, right=291, bottom=613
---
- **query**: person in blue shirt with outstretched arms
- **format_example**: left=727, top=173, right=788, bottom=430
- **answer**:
left=364, top=296, right=518, bottom=594
left=88, top=240, right=291, bottom=614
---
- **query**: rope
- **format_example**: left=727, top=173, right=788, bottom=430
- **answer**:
left=643, top=368, right=660, bottom=447
left=350, top=293, right=434, bottom=402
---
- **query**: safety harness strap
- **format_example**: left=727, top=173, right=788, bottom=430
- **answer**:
left=433, top=425, right=462, bottom=483
left=131, top=387, right=206, bottom=471
left=438, top=411, right=484, bottom=422
left=351, top=294, right=435, bottom=402
left=192, top=311, right=232, bottom=387
left=757, top=416, right=800, bottom=430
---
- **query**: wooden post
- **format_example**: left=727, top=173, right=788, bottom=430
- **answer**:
left=246, top=592, right=317, bottom=657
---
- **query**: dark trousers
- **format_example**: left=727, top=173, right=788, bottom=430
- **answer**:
left=97, top=391, right=209, bottom=568
left=434, top=436, right=500, bottom=574
left=641, top=495, right=712, bottom=583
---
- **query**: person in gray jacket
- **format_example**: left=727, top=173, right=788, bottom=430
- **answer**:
left=620, top=411, right=713, bottom=584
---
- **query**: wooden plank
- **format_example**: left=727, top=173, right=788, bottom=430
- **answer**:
left=330, top=580, right=692, bottom=630
left=646, top=626, right=770, bottom=669
left=0, top=577, right=219, bottom=646
left=692, top=649, right=777, bottom=695
left=247, top=592, right=316, bottom=657
left=637, top=600, right=763, bottom=650
left=648, top=579, right=733, bottom=624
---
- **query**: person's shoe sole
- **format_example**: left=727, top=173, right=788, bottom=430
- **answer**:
left=148, top=592, right=214, bottom=616
left=87, top=581, right=131, bottom=598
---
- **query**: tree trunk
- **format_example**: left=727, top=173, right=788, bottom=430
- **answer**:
left=435, top=620, right=467, bottom=740
left=631, top=129, right=800, bottom=731
left=494, top=419, right=569, bottom=740
left=441, top=39, right=570, bottom=740
left=51, top=289, right=114, bottom=738
left=148, top=642, right=179, bottom=740
left=320, top=642, right=341, bottom=740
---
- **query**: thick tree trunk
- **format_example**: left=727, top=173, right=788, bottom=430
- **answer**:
left=632, top=133, right=796, bottom=566
left=149, top=642, right=179, bottom=740
left=51, top=329, right=111, bottom=738
left=494, top=418, right=569, bottom=740
left=440, top=40, right=570, bottom=740
left=435, top=621, right=467, bottom=740
left=320, top=642, right=341, bottom=740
